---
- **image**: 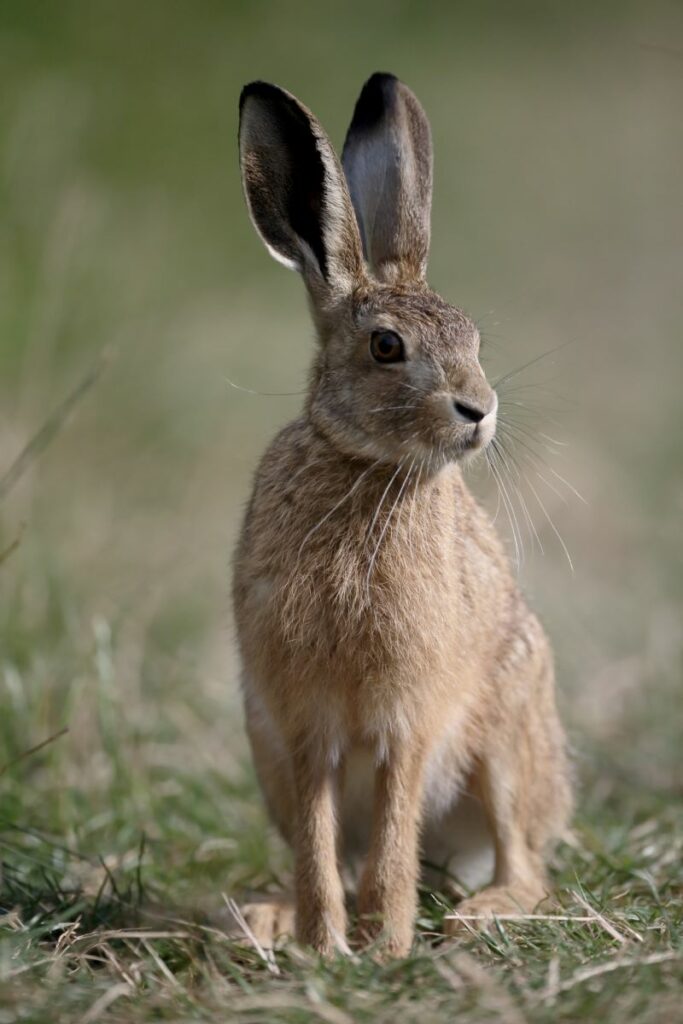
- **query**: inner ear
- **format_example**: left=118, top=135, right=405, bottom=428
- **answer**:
left=342, top=72, right=433, bottom=283
left=273, top=98, right=328, bottom=279
left=239, top=82, right=365, bottom=293
left=240, top=83, right=329, bottom=277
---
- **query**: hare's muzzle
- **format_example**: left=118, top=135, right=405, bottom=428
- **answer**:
left=451, top=390, right=498, bottom=449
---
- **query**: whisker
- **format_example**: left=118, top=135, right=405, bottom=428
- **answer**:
left=486, top=341, right=581, bottom=570
left=496, top=377, right=566, bottom=398
left=492, top=341, right=574, bottom=390
left=533, top=469, right=570, bottom=505
left=539, top=432, right=569, bottom=448
left=398, top=381, right=426, bottom=396
left=487, top=449, right=522, bottom=568
left=287, top=456, right=322, bottom=487
left=525, top=476, right=575, bottom=572
left=493, top=437, right=545, bottom=555
left=497, top=399, right=571, bottom=432
left=495, top=383, right=576, bottom=413
left=509, top=428, right=562, bottom=460
left=297, top=457, right=382, bottom=560
left=393, top=454, right=418, bottom=537
left=365, top=459, right=411, bottom=595
left=406, top=457, right=424, bottom=555
left=224, top=375, right=306, bottom=397
left=366, top=403, right=420, bottom=415
left=364, top=459, right=406, bottom=546
left=399, top=429, right=422, bottom=446
left=496, top=426, right=569, bottom=512
left=498, top=418, right=563, bottom=459
left=499, top=443, right=571, bottom=507
left=483, top=451, right=502, bottom=526
left=545, top=465, right=588, bottom=505
left=491, top=438, right=533, bottom=560
left=497, top=421, right=587, bottom=505
left=487, top=445, right=523, bottom=568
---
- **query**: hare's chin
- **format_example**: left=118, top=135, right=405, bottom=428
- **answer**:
left=452, top=427, right=495, bottom=463
left=471, top=427, right=495, bottom=450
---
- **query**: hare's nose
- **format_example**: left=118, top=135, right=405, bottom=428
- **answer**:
left=454, top=399, right=489, bottom=424
left=454, top=400, right=485, bottom=423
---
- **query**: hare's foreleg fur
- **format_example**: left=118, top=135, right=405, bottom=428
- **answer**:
left=291, top=743, right=348, bottom=955
left=356, top=738, right=427, bottom=956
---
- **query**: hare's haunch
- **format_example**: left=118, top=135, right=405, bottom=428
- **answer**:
left=233, top=73, right=572, bottom=958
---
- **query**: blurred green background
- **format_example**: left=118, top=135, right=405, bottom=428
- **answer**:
left=1, top=0, right=681, bottom=938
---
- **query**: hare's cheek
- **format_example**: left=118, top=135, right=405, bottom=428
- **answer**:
left=429, top=392, right=464, bottom=429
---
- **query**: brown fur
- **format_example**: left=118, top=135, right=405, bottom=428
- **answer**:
left=233, top=74, right=572, bottom=958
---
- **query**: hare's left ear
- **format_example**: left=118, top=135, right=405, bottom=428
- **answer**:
left=239, top=81, right=365, bottom=299
left=342, top=72, right=433, bottom=284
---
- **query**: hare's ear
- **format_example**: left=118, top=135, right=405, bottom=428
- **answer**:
left=342, top=72, right=433, bottom=284
left=239, top=82, right=365, bottom=297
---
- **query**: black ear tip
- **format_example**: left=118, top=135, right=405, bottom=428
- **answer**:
left=366, top=71, right=399, bottom=90
left=349, top=72, right=400, bottom=132
left=239, top=80, right=287, bottom=114
left=239, top=81, right=314, bottom=141
left=362, top=72, right=400, bottom=104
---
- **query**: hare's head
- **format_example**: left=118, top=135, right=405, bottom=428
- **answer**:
left=239, top=73, right=497, bottom=467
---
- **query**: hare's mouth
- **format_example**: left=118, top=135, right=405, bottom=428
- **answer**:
left=467, top=421, right=496, bottom=450
left=460, top=408, right=497, bottom=454
left=401, top=427, right=493, bottom=467
left=434, top=420, right=496, bottom=464
left=417, top=392, right=497, bottom=462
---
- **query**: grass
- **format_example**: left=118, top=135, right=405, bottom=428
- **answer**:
left=1, top=638, right=681, bottom=1024
left=1, top=1, right=682, bottom=1020
left=1, top=738, right=681, bottom=1022
left=0, top=497, right=680, bottom=1022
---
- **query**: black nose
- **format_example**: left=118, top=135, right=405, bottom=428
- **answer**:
left=454, top=400, right=486, bottom=424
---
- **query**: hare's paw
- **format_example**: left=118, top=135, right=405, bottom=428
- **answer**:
left=228, top=896, right=296, bottom=949
left=367, top=931, right=414, bottom=961
left=444, top=884, right=545, bottom=935
left=355, top=915, right=413, bottom=960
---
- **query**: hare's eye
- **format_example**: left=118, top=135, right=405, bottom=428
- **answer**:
left=370, top=330, right=405, bottom=364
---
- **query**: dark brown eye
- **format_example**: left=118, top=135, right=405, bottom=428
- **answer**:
left=369, top=330, right=405, bottom=364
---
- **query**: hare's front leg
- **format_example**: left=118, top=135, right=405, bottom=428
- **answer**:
left=356, top=741, right=425, bottom=958
left=290, top=744, right=347, bottom=956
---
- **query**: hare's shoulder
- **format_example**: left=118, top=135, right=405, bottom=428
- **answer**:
left=252, top=417, right=316, bottom=488
left=241, top=418, right=349, bottom=556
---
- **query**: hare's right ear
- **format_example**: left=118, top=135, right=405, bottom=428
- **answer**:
left=342, top=73, right=433, bottom=284
left=239, top=82, right=365, bottom=298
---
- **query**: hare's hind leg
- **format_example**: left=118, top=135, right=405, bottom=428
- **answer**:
left=445, top=761, right=548, bottom=930
left=225, top=893, right=296, bottom=948
left=245, top=689, right=348, bottom=956
left=446, top=621, right=572, bottom=932
left=229, top=691, right=297, bottom=948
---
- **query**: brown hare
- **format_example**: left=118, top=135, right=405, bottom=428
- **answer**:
left=232, top=72, right=572, bottom=958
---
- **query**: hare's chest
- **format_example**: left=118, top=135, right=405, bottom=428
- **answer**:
left=236, top=463, right=461, bottom=693
left=276, top=529, right=454, bottom=678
